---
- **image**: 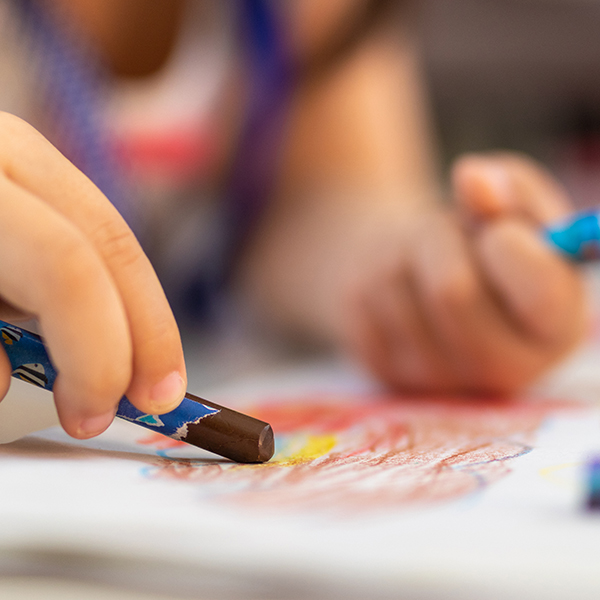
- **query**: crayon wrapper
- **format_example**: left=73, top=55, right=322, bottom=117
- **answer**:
left=0, top=319, right=219, bottom=439
left=546, top=212, right=600, bottom=261
left=117, top=396, right=219, bottom=438
left=0, top=322, right=57, bottom=390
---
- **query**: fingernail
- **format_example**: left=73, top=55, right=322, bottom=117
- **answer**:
left=76, top=410, right=115, bottom=438
left=480, top=163, right=512, bottom=202
left=149, top=371, right=186, bottom=413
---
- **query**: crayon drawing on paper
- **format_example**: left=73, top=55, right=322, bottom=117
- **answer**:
left=138, top=394, right=573, bottom=513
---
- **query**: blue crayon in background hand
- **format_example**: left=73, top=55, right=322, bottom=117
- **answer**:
left=545, top=210, right=600, bottom=261
left=586, top=457, right=600, bottom=511
left=0, top=320, right=274, bottom=463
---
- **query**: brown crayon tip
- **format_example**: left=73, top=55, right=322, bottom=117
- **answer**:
left=258, top=423, right=275, bottom=463
left=182, top=393, right=275, bottom=463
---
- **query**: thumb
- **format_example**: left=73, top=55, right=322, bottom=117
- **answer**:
left=451, top=152, right=572, bottom=226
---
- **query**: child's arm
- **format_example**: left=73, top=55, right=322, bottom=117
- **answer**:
left=238, top=9, right=587, bottom=394
left=0, top=113, right=186, bottom=437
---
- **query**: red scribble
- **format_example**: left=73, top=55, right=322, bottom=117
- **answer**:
left=140, top=394, right=580, bottom=513
left=137, top=434, right=187, bottom=450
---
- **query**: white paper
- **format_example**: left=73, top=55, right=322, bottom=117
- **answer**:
left=0, top=353, right=599, bottom=600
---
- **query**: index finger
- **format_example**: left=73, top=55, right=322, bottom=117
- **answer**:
left=452, top=152, right=572, bottom=225
left=0, top=113, right=187, bottom=415
left=476, top=217, right=588, bottom=343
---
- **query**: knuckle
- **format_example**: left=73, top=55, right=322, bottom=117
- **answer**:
left=67, top=334, right=132, bottom=407
left=90, top=218, right=144, bottom=271
left=87, top=361, right=131, bottom=402
left=77, top=374, right=124, bottom=408
left=136, top=311, right=179, bottom=361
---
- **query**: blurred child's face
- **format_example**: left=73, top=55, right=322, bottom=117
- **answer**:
left=45, top=0, right=179, bottom=31
left=43, top=0, right=186, bottom=77
left=45, top=0, right=121, bottom=35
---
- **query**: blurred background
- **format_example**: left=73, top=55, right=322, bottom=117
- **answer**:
left=415, top=0, right=600, bottom=209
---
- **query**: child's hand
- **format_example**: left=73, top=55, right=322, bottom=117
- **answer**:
left=0, top=113, right=186, bottom=438
left=344, top=152, right=587, bottom=394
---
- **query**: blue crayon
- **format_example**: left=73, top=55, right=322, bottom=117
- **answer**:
left=545, top=210, right=600, bottom=261
left=587, top=458, right=600, bottom=511
left=0, top=320, right=274, bottom=463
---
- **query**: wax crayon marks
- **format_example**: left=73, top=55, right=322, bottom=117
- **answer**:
left=272, top=433, right=337, bottom=466
left=139, top=395, right=573, bottom=513
left=138, top=433, right=187, bottom=451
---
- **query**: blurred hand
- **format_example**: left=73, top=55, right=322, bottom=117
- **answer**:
left=0, top=113, right=186, bottom=438
left=342, top=152, right=587, bottom=394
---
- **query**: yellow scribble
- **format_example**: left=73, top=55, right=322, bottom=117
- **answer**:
left=539, top=462, right=581, bottom=489
left=275, top=434, right=337, bottom=466
left=236, top=434, right=337, bottom=472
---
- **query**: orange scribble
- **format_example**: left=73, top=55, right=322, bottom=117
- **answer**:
left=140, top=394, right=580, bottom=513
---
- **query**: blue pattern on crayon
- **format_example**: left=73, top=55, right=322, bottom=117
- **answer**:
left=0, top=319, right=219, bottom=439
left=0, top=323, right=57, bottom=390
left=117, top=396, right=218, bottom=438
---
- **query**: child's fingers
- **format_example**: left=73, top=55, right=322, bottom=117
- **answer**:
left=410, top=212, right=569, bottom=393
left=451, top=155, right=512, bottom=219
left=0, top=113, right=186, bottom=416
left=452, top=152, right=571, bottom=225
left=0, top=176, right=131, bottom=438
left=476, top=217, right=587, bottom=343
left=343, top=261, right=459, bottom=392
left=0, top=347, right=14, bottom=403
left=342, top=208, right=584, bottom=395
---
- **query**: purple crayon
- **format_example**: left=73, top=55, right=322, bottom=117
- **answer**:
left=0, top=320, right=274, bottom=463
